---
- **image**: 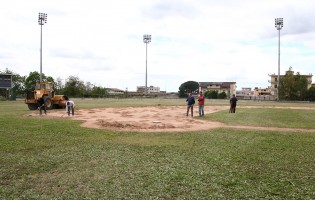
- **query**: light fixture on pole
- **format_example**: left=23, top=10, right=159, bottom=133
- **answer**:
left=38, top=12, right=48, bottom=82
left=275, top=18, right=283, bottom=101
left=143, top=34, right=151, bottom=96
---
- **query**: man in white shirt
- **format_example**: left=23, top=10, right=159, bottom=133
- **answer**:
left=66, top=100, right=75, bottom=116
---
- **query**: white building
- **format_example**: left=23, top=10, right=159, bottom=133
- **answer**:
left=106, top=88, right=124, bottom=95
left=199, top=82, right=236, bottom=98
left=137, top=86, right=160, bottom=94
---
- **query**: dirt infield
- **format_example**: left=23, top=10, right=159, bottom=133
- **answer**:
left=26, top=105, right=315, bottom=133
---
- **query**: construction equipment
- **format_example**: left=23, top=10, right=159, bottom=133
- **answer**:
left=25, top=82, right=68, bottom=110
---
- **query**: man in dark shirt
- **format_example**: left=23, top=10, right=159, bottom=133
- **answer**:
left=186, top=93, right=195, bottom=117
left=37, top=97, right=46, bottom=115
left=230, top=94, right=238, bottom=113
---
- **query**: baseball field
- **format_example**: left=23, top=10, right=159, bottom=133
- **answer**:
left=1, top=99, right=315, bottom=199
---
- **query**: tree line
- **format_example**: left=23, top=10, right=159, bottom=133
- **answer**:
left=2, top=67, right=315, bottom=101
left=279, top=68, right=315, bottom=101
left=178, top=67, right=315, bottom=101
left=0, top=68, right=109, bottom=100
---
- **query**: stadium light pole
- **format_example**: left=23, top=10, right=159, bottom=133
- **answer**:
left=143, top=34, right=151, bottom=96
left=38, top=12, right=47, bottom=82
left=275, top=18, right=283, bottom=101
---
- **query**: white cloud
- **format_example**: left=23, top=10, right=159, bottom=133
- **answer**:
left=1, top=0, right=315, bottom=92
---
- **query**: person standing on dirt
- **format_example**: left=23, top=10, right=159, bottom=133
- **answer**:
left=186, top=93, right=195, bottom=117
left=198, top=91, right=205, bottom=117
left=230, top=94, right=238, bottom=113
left=66, top=99, right=75, bottom=116
left=37, top=97, right=46, bottom=115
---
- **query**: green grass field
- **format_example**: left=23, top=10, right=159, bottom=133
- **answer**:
left=1, top=99, right=315, bottom=199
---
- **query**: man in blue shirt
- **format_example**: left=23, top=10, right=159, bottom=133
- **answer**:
left=186, top=93, right=195, bottom=117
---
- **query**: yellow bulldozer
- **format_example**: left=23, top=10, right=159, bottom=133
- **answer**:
left=25, top=82, right=68, bottom=110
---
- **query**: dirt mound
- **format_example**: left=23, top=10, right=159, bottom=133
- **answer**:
left=97, top=119, right=176, bottom=130
left=25, top=105, right=315, bottom=133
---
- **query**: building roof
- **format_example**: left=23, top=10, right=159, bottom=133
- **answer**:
left=269, top=73, right=313, bottom=77
left=199, top=82, right=236, bottom=88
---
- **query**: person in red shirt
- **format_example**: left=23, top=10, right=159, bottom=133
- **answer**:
left=198, top=91, right=205, bottom=117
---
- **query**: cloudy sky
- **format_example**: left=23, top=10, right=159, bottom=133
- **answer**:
left=1, top=0, right=315, bottom=92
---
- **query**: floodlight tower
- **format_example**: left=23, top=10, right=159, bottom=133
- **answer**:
left=275, top=18, right=283, bottom=101
left=143, top=34, right=151, bottom=96
left=38, top=12, right=47, bottom=82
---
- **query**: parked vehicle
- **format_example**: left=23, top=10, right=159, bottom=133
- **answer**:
left=25, top=82, right=68, bottom=110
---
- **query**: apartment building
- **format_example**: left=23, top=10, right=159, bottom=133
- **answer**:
left=269, top=68, right=313, bottom=96
left=198, top=82, right=236, bottom=98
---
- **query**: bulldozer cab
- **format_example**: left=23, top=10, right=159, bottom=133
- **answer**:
left=34, top=82, right=54, bottom=99
left=36, top=82, right=52, bottom=90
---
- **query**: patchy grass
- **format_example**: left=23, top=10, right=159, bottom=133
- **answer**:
left=205, top=108, right=315, bottom=129
left=1, top=99, right=315, bottom=199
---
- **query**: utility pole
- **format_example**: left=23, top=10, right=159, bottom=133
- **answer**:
left=38, top=12, right=48, bottom=82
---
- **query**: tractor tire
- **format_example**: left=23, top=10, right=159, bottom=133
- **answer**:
left=28, top=103, right=38, bottom=110
left=44, top=96, right=53, bottom=110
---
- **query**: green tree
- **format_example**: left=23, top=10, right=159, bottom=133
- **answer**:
left=24, top=71, right=46, bottom=91
left=91, top=86, right=108, bottom=98
left=63, top=76, right=85, bottom=97
left=84, top=82, right=93, bottom=97
left=218, top=91, right=227, bottom=99
left=279, top=67, right=308, bottom=100
left=12, top=74, right=26, bottom=98
left=54, top=77, right=64, bottom=93
left=307, top=87, right=315, bottom=101
left=205, top=90, right=218, bottom=99
left=295, top=73, right=308, bottom=100
left=46, top=76, right=55, bottom=83
left=178, top=81, right=199, bottom=98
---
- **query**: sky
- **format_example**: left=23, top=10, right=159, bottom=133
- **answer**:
left=1, top=0, right=315, bottom=92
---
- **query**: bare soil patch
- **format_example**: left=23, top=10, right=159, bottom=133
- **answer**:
left=26, top=105, right=315, bottom=133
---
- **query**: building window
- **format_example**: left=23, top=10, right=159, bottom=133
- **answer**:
left=275, top=85, right=277, bottom=88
